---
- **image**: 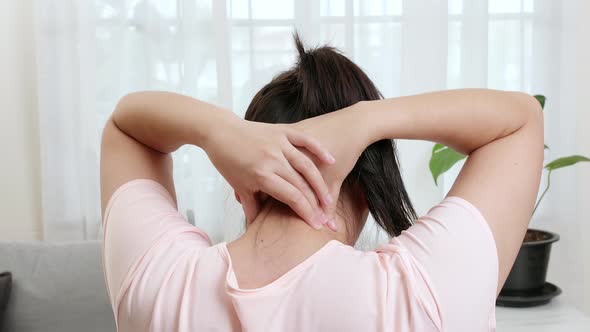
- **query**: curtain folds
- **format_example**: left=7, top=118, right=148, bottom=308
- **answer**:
left=36, top=0, right=590, bottom=313
left=33, top=0, right=565, bottom=247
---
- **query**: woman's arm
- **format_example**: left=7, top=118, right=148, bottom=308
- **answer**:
left=366, top=89, right=544, bottom=293
left=296, top=88, right=543, bottom=293
left=111, top=91, right=233, bottom=154
left=366, top=89, right=541, bottom=155
left=101, top=91, right=337, bottom=229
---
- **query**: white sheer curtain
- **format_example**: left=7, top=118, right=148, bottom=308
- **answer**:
left=35, top=0, right=590, bottom=312
left=35, top=0, right=590, bottom=311
left=33, top=0, right=562, bottom=241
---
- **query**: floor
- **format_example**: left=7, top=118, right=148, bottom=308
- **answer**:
left=496, top=298, right=590, bottom=331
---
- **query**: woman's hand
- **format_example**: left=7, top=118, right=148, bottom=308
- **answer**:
left=203, top=116, right=337, bottom=230
left=291, top=103, right=371, bottom=194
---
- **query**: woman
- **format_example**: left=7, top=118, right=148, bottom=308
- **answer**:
left=101, top=35, right=543, bottom=331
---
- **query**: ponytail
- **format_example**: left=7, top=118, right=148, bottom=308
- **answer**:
left=245, top=33, right=416, bottom=237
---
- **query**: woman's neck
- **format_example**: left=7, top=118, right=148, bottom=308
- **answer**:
left=226, top=201, right=355, bottom=288
left=248, top=200, right=352, bottom=243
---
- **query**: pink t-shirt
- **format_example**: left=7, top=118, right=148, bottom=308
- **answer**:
left=102, top=179, right=498, bottom=331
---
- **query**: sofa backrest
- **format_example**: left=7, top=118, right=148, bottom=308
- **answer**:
left=0, top=241, right=115, bottom=332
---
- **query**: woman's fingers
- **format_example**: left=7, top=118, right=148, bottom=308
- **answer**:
left=259, top=173, right=328, bottom=230
left=287, top=130, right=336, bottom=165
left=278, top=164, right=338, bottom=231
left=283, top=144, right=333, bottom=207
left=276, top=161, right=321, bottom=213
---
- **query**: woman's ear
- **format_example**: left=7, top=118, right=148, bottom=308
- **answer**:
left=234, top=191, right=241, bottom=204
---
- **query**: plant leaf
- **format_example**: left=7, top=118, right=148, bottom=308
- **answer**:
left=534, top=95, right=546, bottom=109
left=544, top=144, right=549, bottom=150
left=544, top=155, right=590, bottom=171
left=429, top=144, right=467, bottom=185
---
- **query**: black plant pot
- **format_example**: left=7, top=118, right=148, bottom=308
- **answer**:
left=497, top=229, right=561, bottom=307
left=502, top=228, right=559, bottom=292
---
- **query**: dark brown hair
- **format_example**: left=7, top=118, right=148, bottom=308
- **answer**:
left=244, top=34, right=416, bottom=237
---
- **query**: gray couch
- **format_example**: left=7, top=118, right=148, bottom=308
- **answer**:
left=0, top=241, right=115, bottom=332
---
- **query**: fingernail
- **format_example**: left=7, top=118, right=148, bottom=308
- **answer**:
left=312, top=214, right=325, bottom=230
left=328, top=219, right=338, bottom=231
left=320, top=212, right=329, bottom=225
left=325, top=193, right=333, bottom=205
left=325, top=153, right=336, bottom=164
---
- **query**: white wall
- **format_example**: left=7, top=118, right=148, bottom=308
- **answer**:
left=579, top=66, right=590, bottom=313
left=532, top=0, right=590, bottom=315
left=0, top=0, right=42, bottom=241
left=567, top=0, right=590, bottom=314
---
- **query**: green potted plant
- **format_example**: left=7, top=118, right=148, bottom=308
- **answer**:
left=428, top=95, right=590, bottom=307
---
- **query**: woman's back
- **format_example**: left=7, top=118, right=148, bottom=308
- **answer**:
left=100, top=33, right=543, bottom=332
left=104, top=180, right=497, bottom=331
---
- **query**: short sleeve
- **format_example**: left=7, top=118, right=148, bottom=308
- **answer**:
left=101, top=179, right=211, bottom=320
left=377, top=196, right=498, bottom=331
